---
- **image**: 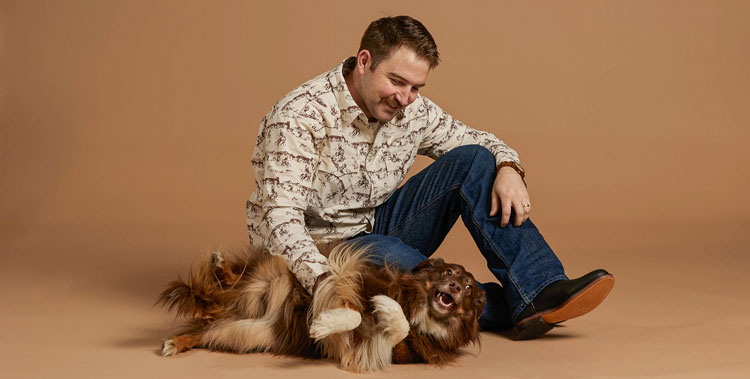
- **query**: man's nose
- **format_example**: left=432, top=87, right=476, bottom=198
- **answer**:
left=395, top=89, right=410, bottom=106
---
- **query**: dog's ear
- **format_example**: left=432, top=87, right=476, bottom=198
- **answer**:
left=410, top=258, right=445, bottom=274
left=473, top=286, right=487, bottom=320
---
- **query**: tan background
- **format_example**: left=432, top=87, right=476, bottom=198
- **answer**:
left=2, top=0, right=749, bottom=378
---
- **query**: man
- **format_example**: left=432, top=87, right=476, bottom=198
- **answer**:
left=246, top=15, right=614, bottom=340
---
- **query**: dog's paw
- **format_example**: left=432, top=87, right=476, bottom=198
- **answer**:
left=161, top=339, right=178, bottom=357
left=210, top=251, right=224, bottom=270
left=309, top=308, right=362, bottom=340
left=371, top=295, right=410, bottom=343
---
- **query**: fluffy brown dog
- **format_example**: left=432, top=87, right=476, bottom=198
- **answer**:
left=157, top=243, right=486, bottom=372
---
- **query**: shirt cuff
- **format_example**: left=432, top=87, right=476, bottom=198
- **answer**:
left=291, top=258, right=331, bottom=294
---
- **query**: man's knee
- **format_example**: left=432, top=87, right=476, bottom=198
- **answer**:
left=449, top=145, right=496, bottom=171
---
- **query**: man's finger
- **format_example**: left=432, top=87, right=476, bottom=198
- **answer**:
left=501, top=200, right=512, bottom=227
left=522, top=200, right=531, bottom=219
left=490, top=192, right=499, bottom=217
left=514, top=202, right=525, bottom=227
left=522, top=207, right=530, bottom=224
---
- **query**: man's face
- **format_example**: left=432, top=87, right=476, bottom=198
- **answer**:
left=357, top=46, right=430, bottom=122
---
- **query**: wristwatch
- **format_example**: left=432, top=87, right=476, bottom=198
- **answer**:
left=498, top=161, right=525, bottom=179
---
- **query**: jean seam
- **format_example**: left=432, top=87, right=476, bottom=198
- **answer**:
left=385, top=183, right=462, bottom=236
left=458, top=188, right=529, bottom=306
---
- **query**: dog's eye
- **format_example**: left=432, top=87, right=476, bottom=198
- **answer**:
left=444, top=270, right=452, bottom=276
left=465, top=285, right=472, bottom=293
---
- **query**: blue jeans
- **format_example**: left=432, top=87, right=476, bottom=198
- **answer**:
left=348, top=145, right=567, bottom=330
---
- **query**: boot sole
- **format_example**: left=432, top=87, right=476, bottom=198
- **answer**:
left=514, top=274, right=615, bottom=340
left=541, top=274, right=615, bottom=324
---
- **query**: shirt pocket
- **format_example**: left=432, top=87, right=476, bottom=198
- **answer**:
left=312, top=170, right=371, bottom=209
left=383, top=143, right=416, bottom=180
left=362, top=146, right=412, bottom=204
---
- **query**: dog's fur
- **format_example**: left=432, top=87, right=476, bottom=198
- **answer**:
left=157, top=243, right=486, bottom=372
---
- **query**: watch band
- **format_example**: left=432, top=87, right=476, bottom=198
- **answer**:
left=498, top=161, right=525, bottom=179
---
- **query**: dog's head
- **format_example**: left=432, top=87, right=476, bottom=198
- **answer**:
left=406, top=258, right=486, bottom=345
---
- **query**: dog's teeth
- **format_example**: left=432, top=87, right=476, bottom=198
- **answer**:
left=437, top=293, right=455, bottom=309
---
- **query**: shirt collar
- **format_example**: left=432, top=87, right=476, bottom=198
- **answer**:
left=328, top=57, right=368, bottom=127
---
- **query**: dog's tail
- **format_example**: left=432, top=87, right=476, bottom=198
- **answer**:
left=155, top=254, right=225, bottom=325
left=156, top=246, right=259, bottom=325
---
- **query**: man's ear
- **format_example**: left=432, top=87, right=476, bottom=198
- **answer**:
left=411, top=258, right=445, bottom=274
left=356, top=50, right=372, bottom=74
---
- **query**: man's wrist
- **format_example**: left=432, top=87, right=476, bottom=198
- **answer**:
left=498, top=161, right=528, bottom=188
left=498, top=161, right=525, bottom=179
left=312, top=271, right=331, bottom=294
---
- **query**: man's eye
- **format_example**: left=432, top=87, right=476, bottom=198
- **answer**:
left=390, top=79, right=402, bottom=85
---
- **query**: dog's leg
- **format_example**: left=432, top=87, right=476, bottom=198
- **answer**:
left=234, top=264, right=292, bottom=318
left=309, top=307, right=362, bottom=340
left=199, top=270, right=293, bottom=353
left=210, top=251, right=240, bottom=287
left=339, top=295, right=410, bottom=373
left=308, top=273, right=362, bottom=340
left=371, top=295, right=410, bottom=344
left=162, top=332, right=203, bottom=357
left=200, top=318, right=277, bottom=353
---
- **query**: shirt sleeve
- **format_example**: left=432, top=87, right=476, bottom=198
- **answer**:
left=416, top=95, right=521, bottom=167
left=250, top=110, right=329, bottom=294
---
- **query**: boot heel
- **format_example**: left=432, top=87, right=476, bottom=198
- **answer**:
left=513, top=316, right=553, bottom=340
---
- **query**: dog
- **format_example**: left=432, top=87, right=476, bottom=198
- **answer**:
left=157, top=242, right=486, bottom=372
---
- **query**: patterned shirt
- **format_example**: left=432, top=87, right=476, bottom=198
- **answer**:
left=246, top=57, right=521, bottom=293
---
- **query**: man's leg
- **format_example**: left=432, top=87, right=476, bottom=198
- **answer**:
left=371, top=145, right=565, bottom=320
left=365, top=145, right=613, bottom=338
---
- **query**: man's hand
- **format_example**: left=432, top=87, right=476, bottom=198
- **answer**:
left=489, top=166, right=531, bottom=227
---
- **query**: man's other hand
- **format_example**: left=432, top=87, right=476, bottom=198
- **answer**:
left=490, top=166, right=531, bottom=227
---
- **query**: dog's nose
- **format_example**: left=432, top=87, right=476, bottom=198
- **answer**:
left=449, top=282, right=460, bottom=293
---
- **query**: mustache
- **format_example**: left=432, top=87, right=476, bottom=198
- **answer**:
left=385, top=98, right=400, bottom=109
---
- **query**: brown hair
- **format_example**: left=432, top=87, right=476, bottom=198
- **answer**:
left=358, top=15, right=440, bottom=70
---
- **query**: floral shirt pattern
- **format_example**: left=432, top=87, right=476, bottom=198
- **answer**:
left=246, top=57, right=521, bottom=293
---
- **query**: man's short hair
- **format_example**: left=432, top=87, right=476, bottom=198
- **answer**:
left=359, top=15, right=440, bottom=70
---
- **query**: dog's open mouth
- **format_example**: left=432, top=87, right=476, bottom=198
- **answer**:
left=433, top=289, right=456, bottom=311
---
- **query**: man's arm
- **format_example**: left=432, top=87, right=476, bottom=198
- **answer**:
left=250, top=111, right=329, bottom=294
left=250, top=111, right=363, bottom=339
left=416, top=96, right=531, bottom=228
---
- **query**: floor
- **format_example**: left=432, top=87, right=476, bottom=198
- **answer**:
left=3, top=221, right=748, bottom=379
